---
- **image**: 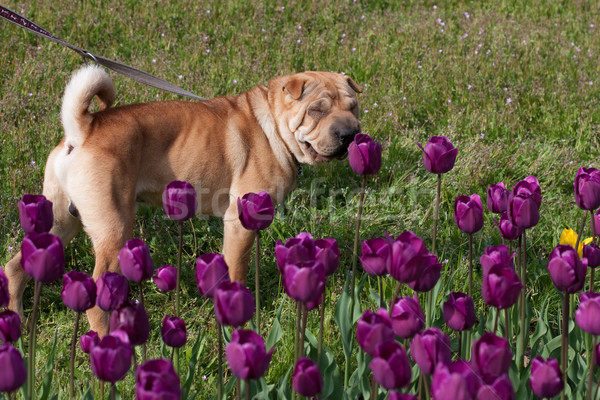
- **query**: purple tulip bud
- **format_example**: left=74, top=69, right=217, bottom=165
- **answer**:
left=292, top=357, right=323, bottom=397
left=80, top=330, right=100, bottom=354
left=389, top=295, right=425, bottom=339
left=407, top=257, right=442, bottom=292
left=20, top=232, right=65, bottom=282
left=454, top=194, right=484, bottom=234
left=360, top=237, right=391, bottom=276
left=471, top=333, right=513, bottom=380
left=417, top=136, right=458, bottom=174
left=162, top=180, right=198, bottom=221
left=0, top=343, right=27, bottom=392
left=493, top=212, right=522, bottom=241
left=161, top=315, right=187, bottom=348
left=481, top=263, right=523, bottom=310
left=529, top=357, right=563, bottom=398
left=476, top=374, right=515, bottom=400
left=443, top=292, right=476, bottom=332
left=195, top=253, right=230, bottom=298
left=237, top=191, right=274, bottom=231
left=592, top=209, right=600, bottom=236
left=409, top=327, right=452, bottom=375
left=118, top=239, right=154, bottom=283
left=388, top=393, right=418, bottom=400
left=487, top=182, right=509, bottom=214
left=508, top=177, right=542, bottom=229
left=369, top=341, right=412, bottom=391
left=275, top=233, right=316, bottom=274
left=348, top=133, right=383, bottom=175
left=480, top=244, right=515, bottom=275
left=109, top=301, right=150, bottom=346
left=547, top=244, right=588, bottom=293
left=214, top=281, right=255, bottom=328
left=356, top=308, right=395, bottom=357
left=431, top=360, right=480, bottom=400
left=575, top=292, right=600, bottom=335
left=282, top=259, right=326, bottom=305
left=583, top=243, right=600, bottom=268
left=61, top=270, right=97, bottom=312
left=574, top=167, right=600, bottom=211
left=17, top=194, right=53, bottom=234
left=96, top=272, right=130, bottom=312
left=0, top=268, right=9, bottom=308
left=388, top=231, right=431, bottom=283
left=315, top=238, right=340, bottom=276
left=90, top=333, right=133, bottom=383
left=153, top=265, right=177, bottom=292
left=135, top=358, right=181, bottom=400
left=225, top=329, right=273, bottom=380
left=0, top=310, right=21, bottom=343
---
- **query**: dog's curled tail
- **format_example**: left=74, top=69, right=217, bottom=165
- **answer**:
left=61, top=65, right=115, bottom=148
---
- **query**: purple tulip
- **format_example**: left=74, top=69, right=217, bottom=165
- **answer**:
left=388, top=231, right=432, bottom=284
left=487, top=182, right=509, bottom=214
left=409, top=327, right=452, bottom=375
left=237, top=191, right=274, bottom=231
left=214, top=281, right=255, bottom=327
left=292, top=357, right=323, bottom=397
left=443, top=292, right=476, bottom=332
left=369, top=341, right=412, bottom=391
left=388, top=393, right=418, bottom=400
left=431, top=360, right=480, bottom=400
left=575, top=292, right=600, bottom=335
left=529, top=357, right=563, bottom=398
left=109, top=301, right=150, bottom=346
left=20, top=232, right=64, bottom=282
left=315, top=238, right=340, bottom=276
left=508, top=176, right=542, bottom=229
left=118, top=238, right=154, bottom=283
left=17, top=194, right=53, bottom=234
left=282, top=259, right=326, bottom=305
left=407, top=257, right=442, bottom=292
left=61, top=270, right=97, bottom=312
left=0, top=310, right=21, bottom=343
left=480, top=244, right=515, bottom=275
left=389, top=295, right=425, bottom=339
left=476, top=374, right=515, bottom=400
left=225, top=329, right=273, bottom=380
left=96, top=272, right=130, bottom=312
left=80, top=331, right=100, bottom=354
left=417, top=136, right=458, bottom=174
left=90, top=333, right=133, bottom=383
left=275, top=232, right=317, bottom=274
left=356, top=308, right=395, bottom=356
left=0, top=343, right=27, bottom=392
left=161, top=315, right=187, bottom=348
left=471, top=332, right=513, bottom=380
left=195, top=253, right=230, bottom=298
left=360, top=237, right=391, bottom=276
left=348, top=133, right=383, bottom=175
left=153, top=265, right=177, bottom=292
left=592, top=209, right=600, bottom=236
left=583, top=243, right=600, bottom=268
left=493, top=212, right=522, bottom=241
left=547, top=244, right=588, bottom=293
left=574, top=167, right=600, bottom=211
left=0, top=268, right=8, bottom=308
left=162, top=180, right=198, bottom=221
left=135, top=358, right=181, bottom=400
left=481, top=263, right=523, bottom=310
left=454, top=194, right=484, bottom=234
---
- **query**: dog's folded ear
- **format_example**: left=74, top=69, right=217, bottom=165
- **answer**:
left=346, top=76, right=362, bottom=93
left=282, top=77, right=306, bottom=100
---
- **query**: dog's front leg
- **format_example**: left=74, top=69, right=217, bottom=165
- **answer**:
left=222, top=207, right=257, bottom=284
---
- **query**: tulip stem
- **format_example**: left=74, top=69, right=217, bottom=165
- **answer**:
left=70, top=311, right=81, bottom=400
left=432, top=173, right=441, bottom=255
left=591, top=210, right=597, bottom=293
left=176, top=220, right=183, bottom=317
left=519, top=230, right=528, bottom=372
left=588, top=336, right=598, bottom=400
left=378, top=276, right=384, bottom=309
left=110, top=383, right=116, bottom=400
left=505, top=308, right=511, bottom=341
left=245, top=380, right=251, bottom=400
left=138, top=283, right=147, bottom=363
left=301, top=303, right=308, bottom=358
left=255, top=232, right=261, bottom=334
left=370, top=374, right=379, bottom=400
left=493, top=308, right=499, bottom=335
left=561, top=293, right=570, bottom=400
left=28, top=280, right=42, bottom=400
left=318, top=281, right=326, bottom=364
left=458, top=331, right=462, bottom=359
left=468, top=233, right=473, bottom=297
left=217, top=319, right=223, bottom=400
left=424, top=373, right=431, bottom=400
left=236, top=379, right=241, bottom=400
left=575, top=212, right=588, bottom=260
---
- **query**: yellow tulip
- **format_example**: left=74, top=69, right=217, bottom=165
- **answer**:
left=559, top=228, right=593, bottom=258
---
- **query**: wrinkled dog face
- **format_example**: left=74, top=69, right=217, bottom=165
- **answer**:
left=269, top=71, right=362, bottom=165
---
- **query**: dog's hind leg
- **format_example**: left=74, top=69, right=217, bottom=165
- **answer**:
left=5, top=146, right=82, bottom=319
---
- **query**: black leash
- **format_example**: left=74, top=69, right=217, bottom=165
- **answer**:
left=0, top=5, right=207, bottom=101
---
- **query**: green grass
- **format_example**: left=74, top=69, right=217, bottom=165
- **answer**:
left=1, top=0, right=599, bottom=398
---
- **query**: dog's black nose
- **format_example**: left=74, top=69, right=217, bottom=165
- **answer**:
left=339, top=126, right=359, bottom=148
